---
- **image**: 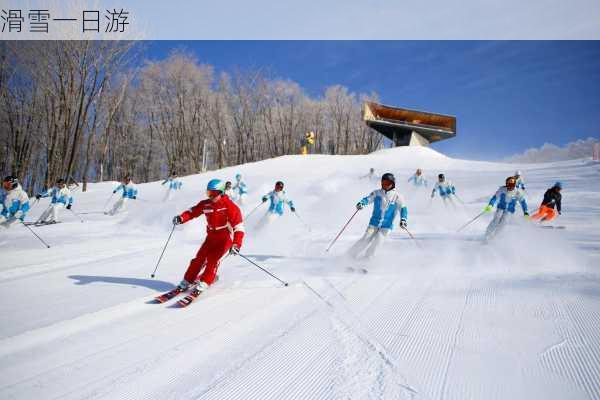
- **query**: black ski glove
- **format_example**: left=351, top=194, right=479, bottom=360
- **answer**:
left=356, top=202, right=364, bottom=210
left=262, top=196, right=268, bottom=203
left=172, top=215, right=183, bottom=225
left=132, top=196, right=137, bottom=200
left=229, top=244, right=240, bottom=256
left=290, top=207, right=296, bottom=212
left=35, top=194, right=41, bottom=200
left=113, top=190, right=117, bottom=194
left=400, top=219, right=407, bottom=229
left=66, top=204, right=72, bottom=210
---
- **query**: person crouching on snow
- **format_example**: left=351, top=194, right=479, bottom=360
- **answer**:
left=35, top=178, right=73, bottom=224
left=482, top=176, right=529, bottom=242
left=348, top=173, right=408, bottom=260
left=0, top=176, right=30, bottom=229
left=107, top=176, right=138, bottom=216
left=255, top=181, right=295, bottom=230
left=172, top=179, right=244, bottom=293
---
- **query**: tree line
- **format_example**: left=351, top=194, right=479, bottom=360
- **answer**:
left=0, top=41, right=383, bottom=193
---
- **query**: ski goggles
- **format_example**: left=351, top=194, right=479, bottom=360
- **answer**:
left=206, top=189, right=222, bottom=199
left=381, top=179, right=394, bottom=190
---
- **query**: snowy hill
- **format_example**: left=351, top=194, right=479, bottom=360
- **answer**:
left=1, top=147, right=599, bottom=400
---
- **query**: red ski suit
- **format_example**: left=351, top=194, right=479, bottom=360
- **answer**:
left=179, top=195, right=244, bottom=285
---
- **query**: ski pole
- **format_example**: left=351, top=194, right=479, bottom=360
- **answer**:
left=401, top=226, right=422, bottom=249
left=102, top=192, right=115, bottom=212
left=20, top=221, right=51, bottom=248
left=293, top=211, right=312, bottom=232
left=453, top=193, right=465, bottom=204
left=78, top=211, right=106, bottom=215
left=326, top=209, right=360, bottom=252
left=30, top=198, right=40, bottom=210
left=457, top=211, right=486, bottom=232
left=238, top=253, right=289, bottom=286
left=68, top=208, right=84, bottom=223
left=245, top=202, right=264, bottom=220
left=150, top=223, right=176, bottom=278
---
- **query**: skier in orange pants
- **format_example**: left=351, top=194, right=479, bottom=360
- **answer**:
left=531, top=181, right=562, bottom=222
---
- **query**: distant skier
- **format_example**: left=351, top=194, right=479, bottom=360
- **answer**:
left=482, top=176, right=529, bottom=242
left=431, top=173, right=457, bottom=206
left=530, top=182, right=562, bottom=223
left=224, top=181, right=234, bottom=198
left=514, top=170, right=526, bottom=191
left=361, top=168, right=376, bottom=180
left=232, top=173, right=248, bottom=204
left=408, top=168, right=428, bottom=187
left=0, top=176, right=30, bottom=229
left=255, top=181, right=295, bottom=230
left=107, top=176, right=138, bottom=216
left=172, top=179, right=244, bottom=293
left=161, top=172, right=182, bottom=202
left=35, top=178, right=73, bottom=224
left=348, top=173, right=408, bottom=260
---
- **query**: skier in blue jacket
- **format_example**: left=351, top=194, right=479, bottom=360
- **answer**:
left=408, top=168, right=428, bottom=187
left=107, top=176, right=138, bottom=215
left=35, top=178, right=74, bottom=224
left=162, top=172, right=183, bottom=202
left=255, top=181, right=295, bottom=230
left=232, top=173, right=248, bottom=204
left=1, top=176, right=30, bottom=229
left=348, top=173, right=408, bottom=260
left=431, top=173, right=457, bottom=206
left=482, top=176, right=529, bottom=242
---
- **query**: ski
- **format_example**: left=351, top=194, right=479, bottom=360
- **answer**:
left=153, top=287, right=185, bottom=303
left=177, top=287, right=204, bottom=307
left=346, top=266, right=368, bottom=274
left=539, top=225, right=566, bottom=230
left=23, top=221, right=61, bottom=227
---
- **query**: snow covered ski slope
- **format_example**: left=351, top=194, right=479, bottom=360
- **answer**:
left=1, top=147, right=599, bottom=400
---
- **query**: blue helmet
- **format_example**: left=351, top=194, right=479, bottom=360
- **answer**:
left=207, top=179, right=224, bottom=192
left=235, top=173, right=242, bottom=181
left=553, top=181, right=563, bottom=189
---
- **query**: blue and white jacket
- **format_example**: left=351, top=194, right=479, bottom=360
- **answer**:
left=162, top=178, right=183, bottom=190
left=1, top=184, right=30, bottom=221
left=408, top=174, right=428, bottom=187
left=358, top=188, right=407, bottom=230
left=264, top=190, right=294, bottom=215
left=39, top=186, right=73, bottom=206
left=233, top=180, right=248, bottom=195
left=488, top=186, right=528, bottom=214
left=432, top=181, right=456, bottom=198
left=114, top=183, right=138, bottom=199
left=515, top=177, right=526, bottom=191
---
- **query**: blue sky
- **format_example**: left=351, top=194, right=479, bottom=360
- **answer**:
left=142, top=41, right=600, bottom=160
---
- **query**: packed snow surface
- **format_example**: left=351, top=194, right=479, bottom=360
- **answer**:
left=1, top=146, right=599, bottom=400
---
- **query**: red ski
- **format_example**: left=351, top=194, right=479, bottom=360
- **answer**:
left=177, top=287, right=204, bottom=307
left=154, top=287, right=185, bottom=303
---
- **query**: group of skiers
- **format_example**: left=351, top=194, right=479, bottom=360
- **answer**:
left=1, top=167, right=565, bottom=299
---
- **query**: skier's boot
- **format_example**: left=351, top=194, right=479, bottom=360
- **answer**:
left=177, top=279, right=192, bottom=291
left=190, top=281, right=209, bottom=296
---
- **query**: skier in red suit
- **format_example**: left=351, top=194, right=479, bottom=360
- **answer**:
left=173, top=179, right=245, bottom=292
